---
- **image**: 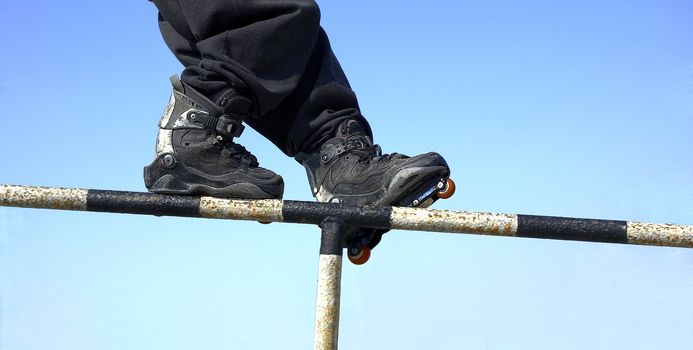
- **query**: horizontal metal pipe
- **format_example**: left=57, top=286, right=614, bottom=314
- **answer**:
left=1, top=184, right=692, bottom=248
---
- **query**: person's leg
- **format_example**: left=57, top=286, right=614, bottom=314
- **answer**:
left=144, top=0, right=291, bottom=199
left=154, top=6, right=200, bottom=68
left=152, top=0, right=370, bottom=156
left=148, top=0, right=453, bottom=257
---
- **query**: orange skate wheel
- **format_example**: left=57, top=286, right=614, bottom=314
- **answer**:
left=348, top=247, right=371, bottom=265
left=436, top=178, right=456, bottom=199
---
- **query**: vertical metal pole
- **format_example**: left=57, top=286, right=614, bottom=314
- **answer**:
left=314, top=218, right=344, bottom=350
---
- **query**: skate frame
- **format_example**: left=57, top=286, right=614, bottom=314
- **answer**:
left=1, top=184, right=692, bottom=350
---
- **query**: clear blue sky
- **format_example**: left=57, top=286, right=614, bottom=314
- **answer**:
left=1, top=1, right=692, bottom=349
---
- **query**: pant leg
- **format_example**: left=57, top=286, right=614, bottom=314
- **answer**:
left=151, top=0, right=371, bottom=156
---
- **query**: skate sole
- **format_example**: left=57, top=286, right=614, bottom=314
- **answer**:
left=148, top=174, right=281, bottom=199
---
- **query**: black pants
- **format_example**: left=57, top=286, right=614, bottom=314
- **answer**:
left=151, top=0, right=372, bottom=156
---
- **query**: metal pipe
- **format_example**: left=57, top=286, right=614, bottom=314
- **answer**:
left=1, top=184, right=692, bottom=248
left=314, top=219, right=344, bottom=350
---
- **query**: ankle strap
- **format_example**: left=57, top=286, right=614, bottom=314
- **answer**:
left=186, top=111, right=245, bottom=139
left=319, top=134, right=376, bottom=164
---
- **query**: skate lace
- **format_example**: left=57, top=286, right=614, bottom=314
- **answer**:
left=334, top=135, right=399, bottom=164
left=226, top=142, right=259, bottom=166
left=350, top=145, right=399, bottom=164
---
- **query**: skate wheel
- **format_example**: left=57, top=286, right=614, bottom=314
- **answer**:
left=258, top=221, right=271, bottom=224
left=348, top=247, right=371, bottom=265
left=436, top=178, right=456, bottom=199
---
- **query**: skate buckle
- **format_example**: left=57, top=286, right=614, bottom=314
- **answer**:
left=216, top=115, right=245, bottom=139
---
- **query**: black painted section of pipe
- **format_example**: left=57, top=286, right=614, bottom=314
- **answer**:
left=517, top=215, right=628, bottom=243
left=86, top=190, right=201, bottom=217
left=282, top=201, right=392, bottom=228
left=319, top=218, right=345, bottom=255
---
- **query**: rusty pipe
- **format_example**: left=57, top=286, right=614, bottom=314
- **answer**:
left=1, top=184, right=691, bottom=248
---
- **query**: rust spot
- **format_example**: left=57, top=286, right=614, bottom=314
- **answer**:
left=627, top=222, right=693, bottom=248
left=314, top=254, right=342, bottom=350
left=391, top=207, right=517, bottom=236
left=198, top=197, right=283, bottom=222
left=0, top=185, right=87, bottom=211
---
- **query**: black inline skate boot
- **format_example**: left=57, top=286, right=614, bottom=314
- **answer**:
left=144, top=76, right=284, bottom=199
left=299, top=119, right=455, bottom=264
